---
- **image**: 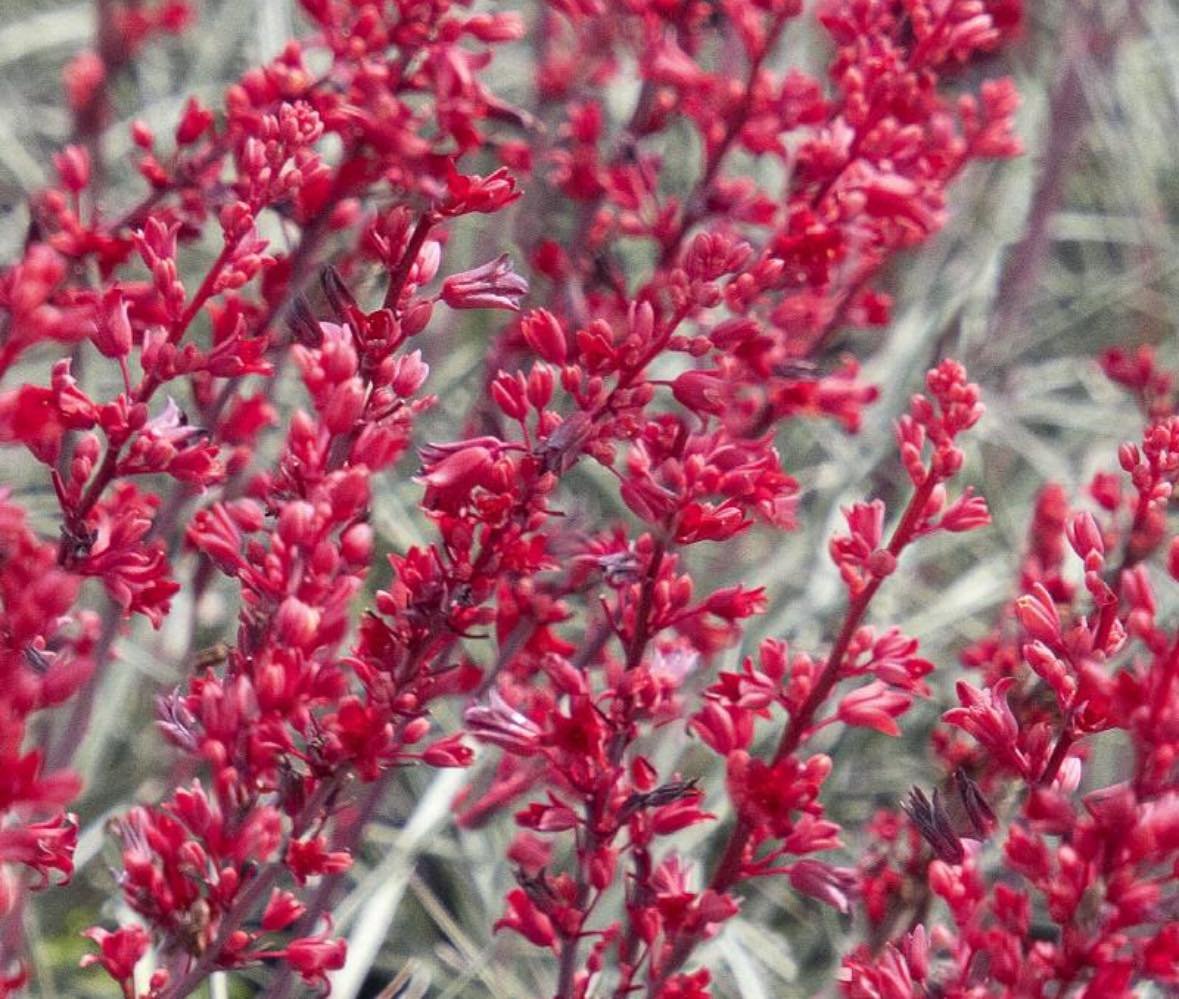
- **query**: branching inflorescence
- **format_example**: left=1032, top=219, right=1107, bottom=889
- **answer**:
left=1, top=0, right=1176, bottom=997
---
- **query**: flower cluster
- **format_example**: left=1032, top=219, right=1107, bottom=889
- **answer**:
left=841, top=351, right=1179, bottom=997
left=2, top=0, right=528, bottom=993
left=7, top=1, right=1173, bottom=999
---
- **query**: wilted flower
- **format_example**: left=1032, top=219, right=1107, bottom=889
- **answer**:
left=440, top=254, right=529, bottom=311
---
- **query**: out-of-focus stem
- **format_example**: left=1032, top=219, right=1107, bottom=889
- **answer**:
left=984, top=3, right=1131, bottom=357
left=657, top=10, right=795, bottom=269
left=43, top=608, right=121, bottom=773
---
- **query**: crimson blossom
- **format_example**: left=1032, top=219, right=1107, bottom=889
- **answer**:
left=6, top=1, right=1171, bottom=999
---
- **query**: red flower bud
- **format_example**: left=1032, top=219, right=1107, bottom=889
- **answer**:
left=521, top=309, right=568, bottom=364
left=175, top=96, right=214, bottom=144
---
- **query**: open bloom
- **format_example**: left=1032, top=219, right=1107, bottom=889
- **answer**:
left=80, top=925, right=149, bottom=983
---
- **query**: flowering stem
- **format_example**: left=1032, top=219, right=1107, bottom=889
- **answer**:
left=625, top=538, right=666, bottom=670
left=257, top=776, right=388, bottom=999
left=658, top=10, right=796, bottom=267
left=197, top=156, right=358, bottom=438
left=383, top=212, right=437, bottom=309
left=58, top=235, right=242, bottom=557
left=554, top=904, right=585, bottom=999
left=657, top=469, right=939, bottom=985
left=556, top=535, right=671, bottom=998
left=168, top=239, right=238, bottom=348
left=156, top=776, right=343, bottom=999
left=773, top=471, right=938, bottom=766
left=1038, top=722, right=1075, bottom=787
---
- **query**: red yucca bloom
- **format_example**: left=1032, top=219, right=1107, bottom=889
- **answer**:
left=1, top=0, right=1177, bottom=997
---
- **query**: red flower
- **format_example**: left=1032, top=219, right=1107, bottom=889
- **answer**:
left=278, top=933, right=346, bottom=993
left=943, top=678, right=1030, bottom=777
left=836, top=681, right=913, bottom=737
left=0, top=814, right=77, bottom=890
left=80, top=925, right=150, bottom=983
left=285, top=836, right=353, bottom=885
left=495, top=888, right=558, bottom=950
left=439, top=166, right=522, bottom=216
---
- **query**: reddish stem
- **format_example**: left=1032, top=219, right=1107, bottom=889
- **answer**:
left=58, top=236, right=242, bottom=558
left=1038, top=722, right=1076, bottom=788
left=155, top=777, right=342, bottom=999
left=654, top=469, right=940, bottom=986
left=383, top=212, right=437, bottom=309
left=657, top=11, right=796, bottom=268
left=555, top=535, right=672, bottom=999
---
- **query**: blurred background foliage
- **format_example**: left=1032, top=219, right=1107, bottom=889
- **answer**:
left=1, top=0, right=1177, bottom=995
